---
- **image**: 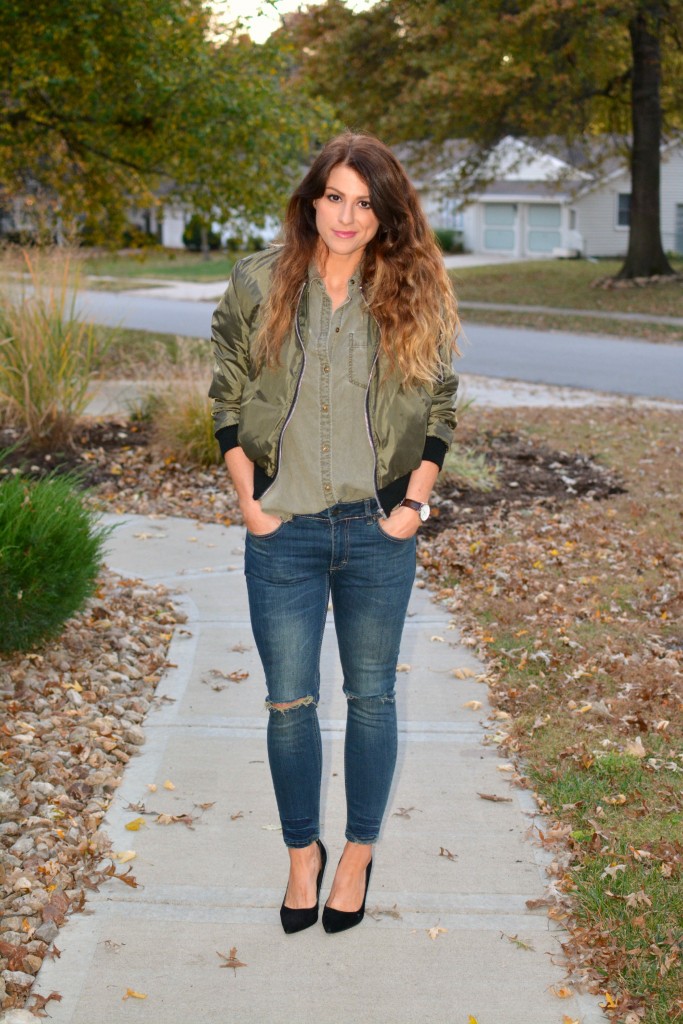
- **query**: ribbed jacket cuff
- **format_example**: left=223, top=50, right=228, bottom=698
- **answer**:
left=215, top=425, right=239, bottom=456
left=422, top=436, right=449, bottom=469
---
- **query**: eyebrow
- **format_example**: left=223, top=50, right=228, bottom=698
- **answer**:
left=325, top=184, right=371, bottom=201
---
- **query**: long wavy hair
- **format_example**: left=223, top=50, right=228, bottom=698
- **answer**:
left=255, top=131, right=460, bottom=387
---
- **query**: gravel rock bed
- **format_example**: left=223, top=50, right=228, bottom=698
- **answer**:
left=0, top=572, right=183, bottom=1014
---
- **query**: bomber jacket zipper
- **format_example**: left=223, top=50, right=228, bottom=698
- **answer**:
left=258, top=282, right=307, bottom=499
left=360, top=287, right=384, bottom=514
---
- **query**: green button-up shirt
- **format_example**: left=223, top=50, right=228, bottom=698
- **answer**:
left=260, top=267, right=376, bottom=518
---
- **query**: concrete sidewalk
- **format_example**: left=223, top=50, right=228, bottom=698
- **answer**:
left=31, top=514, right=605, bottom=1024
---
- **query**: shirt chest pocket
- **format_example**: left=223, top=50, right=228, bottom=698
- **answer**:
left=347, top=332, right=372, bottom=388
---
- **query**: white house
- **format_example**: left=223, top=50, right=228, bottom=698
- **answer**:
left=420, top=136, right=683, bottom=259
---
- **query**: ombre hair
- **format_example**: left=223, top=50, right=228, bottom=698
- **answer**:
left=255, top=131, right=460, bottom=387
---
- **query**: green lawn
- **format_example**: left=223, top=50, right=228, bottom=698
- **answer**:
left=450, top=257, right=683, bottom=317
left=83, top=250, right=238, bottom=282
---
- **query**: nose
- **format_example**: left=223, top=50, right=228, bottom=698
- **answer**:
left=338, top=201, right=354, bottom=225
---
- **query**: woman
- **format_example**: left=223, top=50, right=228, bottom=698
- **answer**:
left=209, top=131, right=459, bottom=935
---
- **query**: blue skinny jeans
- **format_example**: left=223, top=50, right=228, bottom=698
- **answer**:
left=244, top=498, right=416, bottom=848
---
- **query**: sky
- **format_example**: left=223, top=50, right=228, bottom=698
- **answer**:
left=215, top=1, right=377, bottom=43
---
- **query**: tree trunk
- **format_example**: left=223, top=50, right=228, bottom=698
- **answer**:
left=617, top=3, right=674, bottom=279
left=200, top=223, right=211, bottom=262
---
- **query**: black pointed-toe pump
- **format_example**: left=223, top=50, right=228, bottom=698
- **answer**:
left=322, top=858, right=373, bottom=934
left=280, top=839, right=327, bottom=934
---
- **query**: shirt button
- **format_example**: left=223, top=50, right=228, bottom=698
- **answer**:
left=322, top=404, right=329, bottom=412
left=322, top=444, right=329, bottom=453
left=335, top=327, right=340, bottom=333
left=324, top=484, right=332, bottom=491
left=323, top=365, right=330, bottom=373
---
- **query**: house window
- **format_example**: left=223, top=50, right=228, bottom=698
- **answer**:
left=483, top=204, right=516, bottom=251
left=527, top=204, right=562, bottom=253
left=617, top=193, right=631, bottom=228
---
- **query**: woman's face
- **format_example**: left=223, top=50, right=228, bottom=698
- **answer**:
left=313, top=164, right=380, bottom=263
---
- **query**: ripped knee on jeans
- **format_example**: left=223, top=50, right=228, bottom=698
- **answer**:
left=344, top=689, right=396, bottom=705
left=265, top=695, right=317, bottom=714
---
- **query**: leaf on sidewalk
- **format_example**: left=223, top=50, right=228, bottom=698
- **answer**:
left=550, top=985, right=573, bottom=998
left=463, top=700, right=483, bottom=710
left=501, top=931, right=535, bottom=951
left=427, top=926, right=447, bottom=940
left=452, top=667, right=477, bottom=679
left=438, top=847, right=457, bottom=861
left=124, top=816, right=146, bottom=831
left=229, top=670, right=249, bottom=682
left=478, top=792, right=512, bottom=803
left=217, top=947, right=247, bottom=973
left=122, top=988, right=147, bottom=1000
left=155, top=813, right=195, bottom=828
left=396, top=663, right=412, bottom=672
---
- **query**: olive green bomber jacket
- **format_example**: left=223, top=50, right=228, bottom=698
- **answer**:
left=209, top=248, right=458, bottom=512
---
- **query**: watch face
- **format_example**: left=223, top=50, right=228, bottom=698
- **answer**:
left=419, top=504, right=430, bottom=522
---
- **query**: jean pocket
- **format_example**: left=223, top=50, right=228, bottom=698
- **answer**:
left=246, top=520, right=286, bottom=541
left=375, top=520, right=417, bottom=544
left=347, top=332, right=371, bottom=388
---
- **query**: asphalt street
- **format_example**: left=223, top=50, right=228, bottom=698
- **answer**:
left=78, top=289, right=683, bottom=402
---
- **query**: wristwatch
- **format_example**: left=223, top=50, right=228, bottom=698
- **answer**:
left=399, top=498, right=431, bottom=522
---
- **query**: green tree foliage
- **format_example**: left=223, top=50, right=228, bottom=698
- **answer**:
left=0, top=0, right=334, bottom=242
left=284, top=0, right=683, bottom=278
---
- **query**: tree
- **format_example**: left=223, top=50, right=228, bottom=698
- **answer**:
left=0, top=0, right=334, bottom=243
left=284, top=0, right=683, bottom=279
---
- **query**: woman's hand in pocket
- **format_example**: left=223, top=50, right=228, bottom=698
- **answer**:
left=378, top=506, right=420, bottom=540
left=243, top=501, right=283, bottom=536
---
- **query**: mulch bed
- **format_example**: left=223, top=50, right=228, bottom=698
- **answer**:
left=0, top=418, right=625, bottom=532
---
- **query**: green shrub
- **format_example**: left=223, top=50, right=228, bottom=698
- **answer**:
left=434, top=229, right=465, bottom=254
left=0, top=473, right=110, bottom=654
left=0, top=247, right=110, bottom=448
left=182, top=215, right=221, bottom=252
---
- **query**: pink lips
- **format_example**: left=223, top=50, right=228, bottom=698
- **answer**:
left=333, top=231, right=356, bottom=238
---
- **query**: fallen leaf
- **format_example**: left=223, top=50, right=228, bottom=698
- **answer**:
left=600, top=992, right=618, bottom=1009
left=452, top=667, right=477, bottom=679
left=550, top=985, right=573, bottom=998
left=427, top=926, right=447, bottom=940
left=163, top=780, right=175, bottom=790
left=366, top=903, right=402, bottom=921
left=147, top=783, right=158, bottom=792
left=231, top=642, right=252, bottom=652
left=393, top=806, right=417, bottom=819
left=124, top=817, right=146, bottom=832
left=217, top=947, right=247, bottom=973
left=29, top=991, right=62, bottom=1015
left=501, top=932, right=535, bottom=951
left=396, top=663, right=411, bottom=672
left=562, top=1017, right=580, bottom=1024
left=624, top=737, right=647, bottom=758
left=112, top=851, right=137, bottom=863
left=155, top=813, right=195, bottom=828
left=478, top=792, right=512, bottom=803
left=468, top=1018, right=479, bottom=1024
left=430, top=635, right=445, bottom=642
left=463, top=700, right=483, bottom=710
left=601, top=863, right=626, bottom=880
left=438, top=847, right=457, bottom=861
left=122, top=989, right=147, bottom=1000
left=103, top=864, right=139, bottom=889
left=229, top=670, right=249, bottom=682
left=196, top=801, right=216, bottom=811
left=231, top=811, right=244, bottom=820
